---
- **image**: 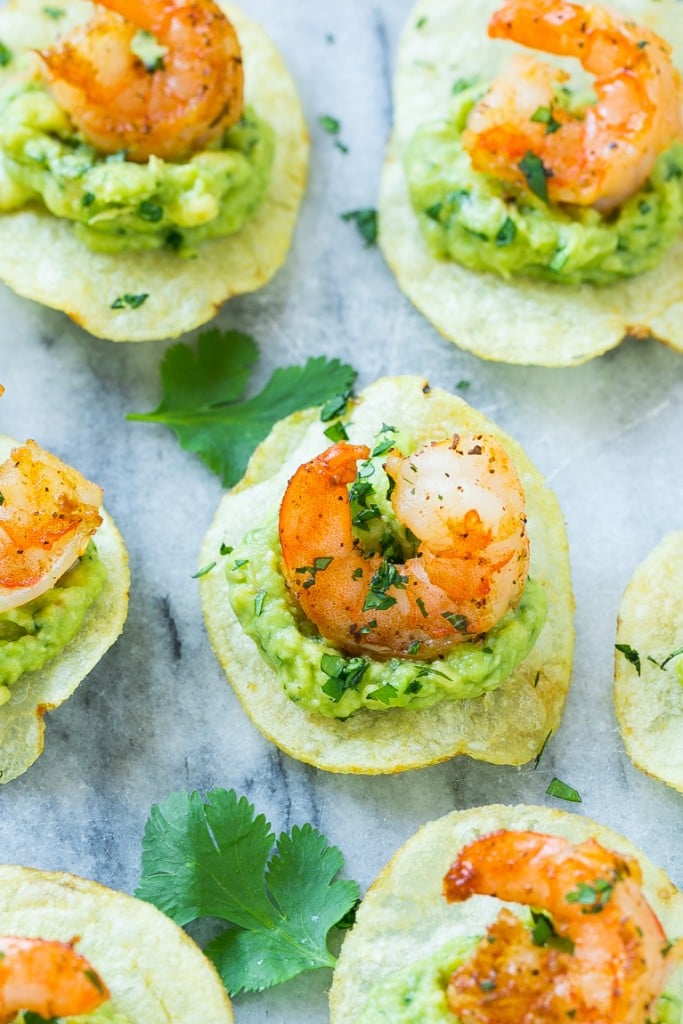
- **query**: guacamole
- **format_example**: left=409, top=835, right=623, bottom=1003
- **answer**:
left=15, top=1004, right=132, bottom=1024
left=406, top=87, right=683, bottom=286
left=226, top=512, right=547, bottom=719
left=0, top=83, right=274, bottom=255
left=0, top=541, right=106, bottom=698
left=357, top=938, right=682, bottom=1023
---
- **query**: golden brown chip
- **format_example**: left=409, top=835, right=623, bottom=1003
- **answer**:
left=615, top=531, right=683, bottom=793
left=199, top=376, right=574, bottom=774
left=328, top=804, right=683, bottom=1020
left=0, top=434, right=130, bottom=782
left=0, top=864, right=234, bottom=1021
left=0, top=0, right=309, bottom=341
left=379, top=0, right=683, bottom=366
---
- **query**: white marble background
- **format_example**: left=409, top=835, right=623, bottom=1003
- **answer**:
left=0, top=1, right=682, bottom=1021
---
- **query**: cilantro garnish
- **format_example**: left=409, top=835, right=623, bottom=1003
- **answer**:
left=111, top=292, right=149, bottom=310
left=452, top=76, right=477, bottom=94
left=296, top=556, right=333, bottom=589
left=442, top=611, right=467, bottom=632
left=324, top=420, right=349, bottom=442
left=530, top=910, right=575, bottom=953
left=649, top=646, right=683, bottom=671
left=42, top=5, right=65, bottom=16
left=136, top=789, right=359, bottom=995
left=530, top=105, right=561, bottom=134
left=0, top=493, right=4, bottom=506
left=128, top=330, right=356, bottom=487
left=0, top=42, right=11, bottom=67
left=341, top=209, right=378, bottom=246
left=496, top=217, right=517, bottom=246
left=546, top=777, right=581, bottom=803
left=320, top=654, right=369, bottom=700
left=254, top=588, right=267, bottom=616
left=319, top=114, right=341, bottom=135
left=139, top=200, right=163, bottom=222
left=615, top=643, right=641, bottom=676
left=416, top=15, right=428, bottom=28
left=565, top=878, right=614, bottom=914
left=23, top=1015, right=58, bottom=1024
left=219, top=543, right=233, bottom=556
left=519, top=151, right=551, bottom=202
left=533, top=729, right=552, bottom=769
left=192, top=561, right=216, bottom=579
left=363, top=560, right=408, bottom=612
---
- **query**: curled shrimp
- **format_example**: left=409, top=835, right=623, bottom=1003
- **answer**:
left=0, top=935, right=108, bottom=1024
left=0, top=440, right=103, bottom=613
left=40, top=0, right=244, bottom=162
left=463, top=0, right=683, bottom=210
left=442, top=829, right=683, bottom=1023
left=278, top=435, right=529, bottom=660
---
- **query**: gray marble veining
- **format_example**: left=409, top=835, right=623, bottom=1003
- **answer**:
left=0, top=1, right=682, bottom=1021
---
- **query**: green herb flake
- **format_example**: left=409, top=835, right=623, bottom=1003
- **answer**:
left=518, top=151, right=551, bottom=202
left=192, top=561, right=216, bottom=579
left=416, top=15, right=428, bottom=28
left=111, top=292, right=149, bottom=310
left=658, top=646, right=683, bottom=670
left=496, top=217, right=517, bottom=246
left=530, top=910, right=575, bottom=954
left=139, top=200, right=164, bottom=223
left=615, top=643, right=641, bottom=676
left=219, top=543, right=233, bottom=556
left=128, top=330, right=356, bottom=487
left=319, top=114, right=341, bottom=135
left=546, top=777, right=582, bottom=803
left=0, top=493, right=4, bottom=506
left=254, top=588, right=267, bottom=616
left=324, top=420, right=349, bottom=443
left=479, top=979, right=496, bottom=992
left=442, top=611, right=468, bottom=632
left=136, top=788, right=360, bottom=995
left=533, top=730, right=552, bottom=769
left=82, top=191, right=95, bottom=208
left=42, top=4, right=65, bottom=16
left=0, top=42, right=13, bottom=67
left=320, top=388, right=354, bottom=422
left=320, top=655, right=369, bottom=701
left=530, top=105, right=561, bottom=134
left=352, top=567, right=363, bottom=580
left=407, top=640, right=420, bottom=655
left=416, top=596, right=428, bottom=618
left=452, top=76, right=477, bottom=94
left=565, top=879, right=614, bottom=914
left=335, top=140, right=349, bottom=154
left=83, top=967, right=106, bottom=994
left=233, top=558, right=249, bottom=569
left=341, top=208, right=378, bottom=246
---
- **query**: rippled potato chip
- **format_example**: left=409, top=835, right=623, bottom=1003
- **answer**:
left=200, top=376, right=574, bottom=774
left=0, top=0, right=308, bottom=341
left=0, top=864, right=234, bottom=1021
left=0, top=434, right=129, bottom=783
left=379, top=0, right=683, bottom=366
left=615, top=531, right=683, bottom=793
left=329, top=804, right=683, bottom=1020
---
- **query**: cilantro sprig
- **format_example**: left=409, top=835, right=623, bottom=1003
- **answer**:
left=136, top=789, right=360, bottom=995
left=128, top=330, right=357, bottom=487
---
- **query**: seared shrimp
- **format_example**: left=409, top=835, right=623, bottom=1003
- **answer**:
left=0, top=440, right=102, bottom=613
left=464, top=0, right=683, bottom=210
left=278, top=435, right=529, bottom=659
left=443, top=829, right=683, bottom=1023
left=40, top=0, right=244, bottom=161
left=0, top=935, right=108, bottom=1024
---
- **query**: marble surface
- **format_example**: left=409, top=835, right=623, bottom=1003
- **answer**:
left=0, top=0, right=682, bottom=1020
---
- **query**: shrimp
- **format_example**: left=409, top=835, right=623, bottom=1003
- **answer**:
left=0, top=935, right=108, bottom=1024
left=40, top=0, right=244, bottom=162
left=442, top=829, right=683, bottom=1023
left=463, top=0, right=683, bottom=210
left=0, top=440, right=103, bottom=613
left=278, top=435, right=529, bottom=660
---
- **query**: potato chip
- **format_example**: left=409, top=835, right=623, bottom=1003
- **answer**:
left=615, top=531, right=683, bottom=793
left=0, top=0, right=308, bottom=341
left=200, top=376, right=574, bottom=774
left=0, top=434, right=130, bottom=782
left=329, top=803, right=683, bottom=1020
left=379, top=0, right=683, bottom=366
left=0, top=864, right=234, bottom=1021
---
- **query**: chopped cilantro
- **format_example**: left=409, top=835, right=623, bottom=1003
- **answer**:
left=456, top=379, right=470, bottom=391
left=192, top=562, right=216, bottom=579
left=546, top=777, right=581, bottom=803
left=83, top=968, right=106, bottom=994
left=219, top=543, right=233, bottom=556
left=496, top=217, right=517, bottom=246
left=530, top=910, right=575, bottom=953
left=565, top=879, right=614, bottom=914
left=81, top=191, right=95, bottom=207
left=0, top=42, right=13, bottom=66
left=530, top=105, right=561, bottom=134
left=656, top=646, right=683, bottom=670
left=407, top=640, right=420, bottom=655
left=442, top=611, right=468, bottom=632
left=324, top=420, right=349, bottom=442
left=452, top=76, right=477, bottom=94
left=111, top=292, right=149, bottom=310
left=254, top=588, right=267, bottom=616
left=0, top=493, right=4, bottom=506
left=341, top=208, right=378, bottom=246
left=416, top=15, right=428, bottom=28
left=615, top=643, right=641, bottom=675
left=319, top=114, right=341, bottom=135
left=371, top=425, right=397, bottom=457
left=416, top=596, right=428, bottom=618
left=363, top=560, right=408, bottom=612
left=233, top=558, right=249, bottom=569
left=295, top=557, right=333, bottom=589
left=320, top=654, right=369, bottom=700
left=352, top=567, right=363, bottom=580
left=533, top=729, right=552, bottom=769
left=128, top=330, right=356, bottom=487
left=320, top=389, right=353, bottom=422
left=136, top=789, right=359, bottom=995
left=139, top=200, right=164, bottom=223
left=42, top=5, right=65, bottom=16
left=479, top=979, right=496, bottom=992
left=335, top=140, right=349, bottom=154
left=518, top=151, right=551, bottom=202
left=370, top=683, right=398, bottom=704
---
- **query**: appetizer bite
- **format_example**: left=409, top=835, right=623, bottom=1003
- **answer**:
left=0, top=431, right=129, bottom=782
left=0, top=864, right=234, bottom=1022
left=380, top=0, right=683, bottom=365
left=200, top=376, right=573, bottom=774
left=329, top=804, right=683, bottom=1022
left=615, top=531, right=683, bottom=793
left=0, top=0, right=308, bottom=341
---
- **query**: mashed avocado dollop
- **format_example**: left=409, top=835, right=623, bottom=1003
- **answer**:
left=356, top=937, right=682, bottom=1023
left=226, top=450, right=547, bottom=721
left=0, top=83, right=274, bottom=255
left=0, top=540, right=106, bottom=699
left=406, top=86, right=683, bottom=285
left=15, top=1004, right=132, bottom=1023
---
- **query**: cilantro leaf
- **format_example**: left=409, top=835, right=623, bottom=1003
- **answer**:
left=127, top=330, right=357, bottom=487
left=341, top=208, right=378, bottom=245
left=136, top=789, right=359, bottom=995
